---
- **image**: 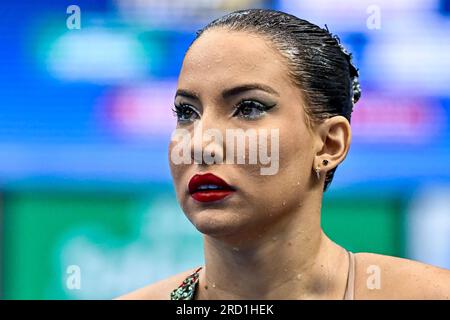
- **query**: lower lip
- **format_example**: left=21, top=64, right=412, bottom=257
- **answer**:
left=190, top=190, right=235, bottom=202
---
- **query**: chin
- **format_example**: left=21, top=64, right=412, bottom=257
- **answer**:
left=187, top=208, right=249, bottom=238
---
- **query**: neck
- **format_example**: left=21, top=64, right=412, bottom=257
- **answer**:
left=196, top=192, right=349, bottom=300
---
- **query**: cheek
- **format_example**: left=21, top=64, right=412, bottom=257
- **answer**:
left=233, top=126, right=310, bottom=210
left=168, top=142, right=185, bottom=194
left=168, top=142, right=176, bottom=178
left=282, top=126, right=311, bottom=164
left=280, top=123, right=312, bottom=181
left=260, top=123, right=312, bottom=208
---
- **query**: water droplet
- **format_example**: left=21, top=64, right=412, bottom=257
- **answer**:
left=297, top=181, right=300, bottom=185
left=212, top=283, right=216, bottom=288
left=272, top=236, right=278, bottom=241
left=282, top=201, right=286, bottom=206
left=296, top=274, right=302, bottom=280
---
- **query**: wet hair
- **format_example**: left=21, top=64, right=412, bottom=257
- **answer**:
left=191, top=9, right=361, bottom=192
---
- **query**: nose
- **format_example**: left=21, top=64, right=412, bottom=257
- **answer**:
left=190, top=116, right=225, bottom=165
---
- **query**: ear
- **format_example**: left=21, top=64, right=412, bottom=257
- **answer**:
left=313, top=116, right=352, bottom=172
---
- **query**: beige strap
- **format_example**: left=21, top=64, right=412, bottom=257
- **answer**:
left=343, top=251, right=355, bottom=300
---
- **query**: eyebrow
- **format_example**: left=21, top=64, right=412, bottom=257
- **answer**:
left=222, top=83, right=280, bottom=99
left=175, top=83, right=280, bottom=100
left=175, top=89, right=200, bottom=100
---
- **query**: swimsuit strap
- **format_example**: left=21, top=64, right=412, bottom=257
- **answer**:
left=343, top=251, right=356, bottom=300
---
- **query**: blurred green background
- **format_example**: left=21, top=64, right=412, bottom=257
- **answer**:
left=1, top=186, right=407, bottom=299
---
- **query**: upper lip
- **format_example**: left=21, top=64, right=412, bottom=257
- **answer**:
left=188, top=173, right=235, bottom=194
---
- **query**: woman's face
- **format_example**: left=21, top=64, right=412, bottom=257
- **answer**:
left=169, top=29, right=319, bottom=240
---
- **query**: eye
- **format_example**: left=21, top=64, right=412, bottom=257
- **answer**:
left=172, top=103, right=200, bottom=123
left=232, top=100, right=275, bottom=120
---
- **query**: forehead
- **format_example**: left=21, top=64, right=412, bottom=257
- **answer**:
left=178, top=28, right=292, bottom=94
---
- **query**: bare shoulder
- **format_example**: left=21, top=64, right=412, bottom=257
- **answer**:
left=354, top=252, right=450, bottom=299
left=115, top=268, right=198, bottom=300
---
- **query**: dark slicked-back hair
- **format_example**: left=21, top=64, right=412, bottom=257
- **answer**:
left=190, top=9, right=361, bottom=192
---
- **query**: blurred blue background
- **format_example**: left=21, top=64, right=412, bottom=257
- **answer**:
left=0, top=0, right=449, bottom=299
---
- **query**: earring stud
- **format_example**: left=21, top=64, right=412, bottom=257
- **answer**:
left=315, top=166, right=321, bottom=180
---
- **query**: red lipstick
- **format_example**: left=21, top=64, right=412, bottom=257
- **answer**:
left=188, top=173, right=236, bottom=203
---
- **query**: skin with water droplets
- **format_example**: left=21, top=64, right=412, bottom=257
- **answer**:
left=167, top=27, right=358, bottom=300
left=116, top=16, right=450, bottom=302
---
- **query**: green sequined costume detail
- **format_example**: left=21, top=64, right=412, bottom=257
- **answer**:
left=170, top=267, right=202, bottom=300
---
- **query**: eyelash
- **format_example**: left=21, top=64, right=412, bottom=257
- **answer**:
left=172, top=100, right=275, bottom=122
left=171, top=104, right=199, bottom=123
left=232, top=100, right=275, bottom=120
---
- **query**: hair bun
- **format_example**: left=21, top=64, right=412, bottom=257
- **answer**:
left=351, top=75, right=361, bottom=104
left=336, top=43, right=361, bottom=105
left=324, top=24, right=362, bottom=106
